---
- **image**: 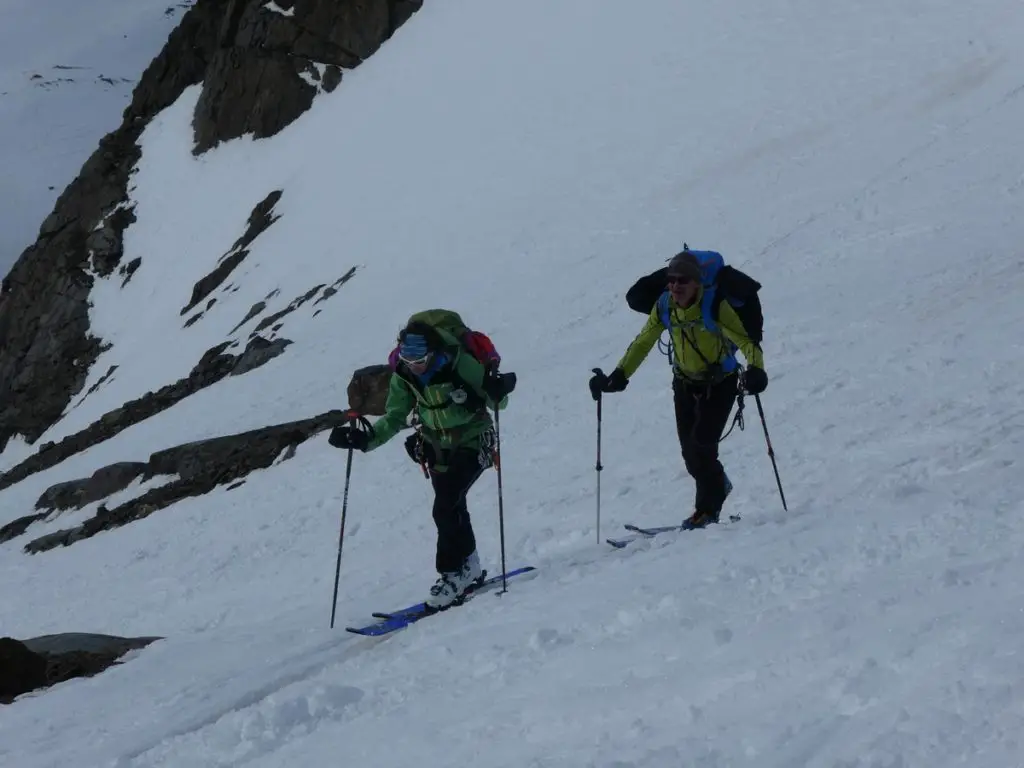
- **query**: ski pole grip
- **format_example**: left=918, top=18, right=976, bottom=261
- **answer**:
left=344, top=410, right=376, bottom=438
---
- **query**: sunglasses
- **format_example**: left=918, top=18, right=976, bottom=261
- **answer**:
left=400, top=351, right=432, bottom=366
left=666, top=275, right=695, bottom=286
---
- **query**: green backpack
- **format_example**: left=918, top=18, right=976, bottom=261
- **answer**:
left=388, top=309, right=501, bottom=370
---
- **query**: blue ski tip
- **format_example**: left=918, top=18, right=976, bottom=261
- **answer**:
left=346, top=566, right=537, bottom=636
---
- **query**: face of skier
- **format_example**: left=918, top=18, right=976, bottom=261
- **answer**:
left=402, top=353, right=432, bottom=375
left=667, top=273, right=700, bottom=307
left=399, top=332, right=432, bottom=375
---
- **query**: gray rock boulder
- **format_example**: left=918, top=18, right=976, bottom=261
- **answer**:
left=1, top=633, right=160, bottom=705
left=348, top=364, right=393, bottom=417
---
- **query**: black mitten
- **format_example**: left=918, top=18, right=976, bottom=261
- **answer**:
left=483, top=371, right=517, bottom=401
left=741, top=366, right=767, bottom=395
left=329, top=425, right=370, bottom=451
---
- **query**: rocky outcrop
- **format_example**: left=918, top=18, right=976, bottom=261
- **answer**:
left=1, top=634, right=160, bottom=705
left=0, top=0, right=422, bottom=458
left=119, top=256, right=142, bottom=287
left=348, top=365, right=393, bottom=416
left=35, top=462, right=149, bottom=513
left=88, top=204, right=137, bottom=277
left=182, top=190, right=283, bottom=317
left=0, top=638, right=47, bottom=703
left=23, top=410, right=352, bottom=553
left=78, top=364, right=119, bottom=403
left=0, top=513, right=49, bottom=544
left=0, top=0, right=224, bottom=454
left=0, top=335, right=292, bottom=493
left=231, top=336, right=292, bottom=375
left=193, top=0, right=422, bottom=153
left=231, top=269, right=357, bottom=336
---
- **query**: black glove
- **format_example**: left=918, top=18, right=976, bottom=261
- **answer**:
left=404, top=433, right=436, bottom=467
left=328, top=424, right=370, bottom=451
left=589, top=367, right=628, bottom=401
left=482, top=371, right=517, bottom=402
left=741, top=366, right=768, bottom=395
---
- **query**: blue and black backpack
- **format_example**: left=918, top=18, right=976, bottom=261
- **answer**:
left=625, top=246, right=764, bottom=345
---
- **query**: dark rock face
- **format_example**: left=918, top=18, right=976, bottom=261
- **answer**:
left=182, top=190, right=283, bottom=316
left=119, top=256, right=142, bottom=287
left=253, top=284, right=323, bottom=334
left=193, top=48, right=331, bottom=155
left=230, top=336, right=292, bottom=376
left=35, top=462, right=149, bottom=513
left=0, top=638, right=47, bottom=704
left=0, top=0, right=421, bottom=458
left=1, top=634, right=160, bottom=705
left=22, top=633, right=161, bottom=656
left=89, top=204, right=138, bottom=277
left=0, top=513, right=49, bottom=544
left=24, top=409, right=351, bottom=553
left=0, top=0, right=223, bottom=455
left=348, top=365, right=393, bottom=417
left=238, top=269, right=357, bottom=337
left=193, top=0, right=422, bottom=153
left=79, top=364, right=120, bottom=403
left=231, top=300, right=268, bottom=334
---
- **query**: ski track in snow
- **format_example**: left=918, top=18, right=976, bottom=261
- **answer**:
left=2, top=0, right=1024, bottom=766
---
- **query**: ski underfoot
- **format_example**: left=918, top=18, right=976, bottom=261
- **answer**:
left=346, top=566, right=537, bottom=636
left=606, top=516, right=742, bottom=548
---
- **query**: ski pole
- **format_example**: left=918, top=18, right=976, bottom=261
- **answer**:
left=329, top=445, right=355, bottom=629
left=493, top=402, right=508, bottom=595
left=329, top=413, right=372, bottom=628
left=593, top=375, right=603, bottom=545
left=754, top=394, right=788, bottom=512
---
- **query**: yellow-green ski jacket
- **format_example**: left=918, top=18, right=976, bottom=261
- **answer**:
left=617, top=290, right=764, bottom=382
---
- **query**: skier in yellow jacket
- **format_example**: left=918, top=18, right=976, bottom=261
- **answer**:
left=590, top=250, right=767, bottom=528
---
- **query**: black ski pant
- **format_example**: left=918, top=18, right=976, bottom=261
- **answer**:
left=673, top=374, right=738, bottom=516
left=430, top=447, right=486, bottom=574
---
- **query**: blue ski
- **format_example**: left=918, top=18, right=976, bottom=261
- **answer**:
left=347, top=566, right=537, bottom=636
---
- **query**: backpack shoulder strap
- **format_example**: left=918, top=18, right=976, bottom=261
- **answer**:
left=656, top=291, right=672, bottom=329
left=700, top=285, right=721, bottom=333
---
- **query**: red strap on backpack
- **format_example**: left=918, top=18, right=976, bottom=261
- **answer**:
left=462, top=331, right=501, bottom=369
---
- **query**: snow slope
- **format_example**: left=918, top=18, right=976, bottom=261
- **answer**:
left=3, top=0, right=1024, bottom=766
left=0, top=0, right=189, bottom=274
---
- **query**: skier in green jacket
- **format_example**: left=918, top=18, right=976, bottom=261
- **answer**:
left=330, top=312, right=516, bottom=608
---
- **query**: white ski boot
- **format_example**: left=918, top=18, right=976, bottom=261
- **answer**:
left=426, top=551, right=484, bottom=610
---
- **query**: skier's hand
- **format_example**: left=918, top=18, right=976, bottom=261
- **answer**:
left=483, top=370, right=517, bottom=402
left=589, top=367, right=628, bottom=400
left=605, top=368, right=628, bottom=393
left=328, top=424, right=370, bottom=451
left=741, top=366, right=767, bottom=395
